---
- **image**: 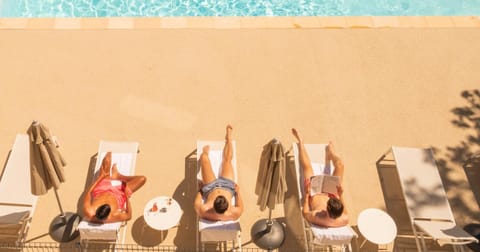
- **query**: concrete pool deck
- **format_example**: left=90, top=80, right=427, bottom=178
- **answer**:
left=0, top=19, right=479, bottom=251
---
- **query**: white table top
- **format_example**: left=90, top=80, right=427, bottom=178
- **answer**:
left=358, top=208, right=397, bottom=245
left=143, top=196, right=182, bottom=231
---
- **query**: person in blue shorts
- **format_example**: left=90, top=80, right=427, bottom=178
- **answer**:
left=194, top=125, right=244, bottom=221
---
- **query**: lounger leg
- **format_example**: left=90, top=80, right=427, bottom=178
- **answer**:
left=412, top=224, right=423, bottom=252
left=419, top=233, right=428, bottom=252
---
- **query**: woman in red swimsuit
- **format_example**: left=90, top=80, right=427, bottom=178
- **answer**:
left=82, top=152, right=146, bottom=223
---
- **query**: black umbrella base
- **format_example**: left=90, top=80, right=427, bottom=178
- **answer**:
left=251, top=218, right=285, bottom=250
left=49, top=212, right=82, bottom=242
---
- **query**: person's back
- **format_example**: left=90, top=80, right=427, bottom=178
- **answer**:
left=303, top=188, right=348, bottom=227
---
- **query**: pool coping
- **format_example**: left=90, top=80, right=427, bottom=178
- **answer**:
left=0, top=16, right=479, bottom=29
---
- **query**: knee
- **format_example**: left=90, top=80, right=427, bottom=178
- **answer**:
left=140, top=176, right=147, bottom=185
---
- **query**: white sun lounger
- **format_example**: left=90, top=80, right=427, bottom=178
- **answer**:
left=78, top=140, right=139, bottom=245
left=0, top=134, right=38, bottom=244
left=196, top=141, right=241, bottom=252
left=292, top=143, right=357, bottom=251
left=378, top=146, right=478, bottom=252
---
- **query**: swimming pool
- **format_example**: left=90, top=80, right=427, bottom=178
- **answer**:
left=1, top=0, right=480, bottom=17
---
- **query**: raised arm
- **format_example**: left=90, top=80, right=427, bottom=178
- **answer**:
left=194, top=191, right=206, bottom=217
left=302, top=178, right=312, bottom=217
left=82, top=173, right=108, bottom=220
left=109, top=199, right=132, bottom=223
left=232, top=184, right=244, bottom=218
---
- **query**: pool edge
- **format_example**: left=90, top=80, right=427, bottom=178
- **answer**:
left=0, top=16, right=479, bottom=29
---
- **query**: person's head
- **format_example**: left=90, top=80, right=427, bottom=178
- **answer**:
left=213, top=195, right=229, bottom=214
left=326, top=197, right=344, bottom=219
left=95, top=204, right=111, bottom=221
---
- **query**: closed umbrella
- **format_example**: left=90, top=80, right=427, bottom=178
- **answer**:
left=28, top=121, right=66, bottom=195
left=27, top=121, right=80, bottom=242
left=251, top=139, right=287, bottom=251
left=255, top=139, right=287, bottom=210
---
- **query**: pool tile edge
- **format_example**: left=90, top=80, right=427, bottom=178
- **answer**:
left=0, top=16, right=479, bottom=30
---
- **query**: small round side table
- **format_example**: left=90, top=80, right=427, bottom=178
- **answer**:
left=143, top=196, right=182, bottom=231
left=358, top=208, right=397, bottom=250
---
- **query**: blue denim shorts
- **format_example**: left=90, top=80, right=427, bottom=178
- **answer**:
left=201, top=177, right=236, bottom=198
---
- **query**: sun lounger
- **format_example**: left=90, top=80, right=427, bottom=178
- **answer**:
left=78, top=140, right=139, bottom=244
left=292, top=143, right=357, bottom=251
left=0, top=134, right=38, bottom=244
left=377, top=146, right=478, bottom=251
left=196, top=141, right=241, bottom=252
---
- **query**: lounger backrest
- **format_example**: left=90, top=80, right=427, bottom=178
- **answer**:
left=293, top=143, right=334, bottom=197
left=392, top=146, right=454, bottom=222
left=0, top=134, right=37, bottom=207
left=95, top=140, right=139, bottom=176
left=196, top=141, right=237, bottom=182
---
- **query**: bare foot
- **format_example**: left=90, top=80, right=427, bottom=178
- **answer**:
left=202, top=145, right=210, bottom=155
left=326, top=141, right=337, bottom=160
left=225, top=124, right=233, bottom=142
left=291, top=128, right=303, bottom=143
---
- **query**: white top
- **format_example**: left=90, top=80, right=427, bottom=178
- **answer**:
left=143, top=196, right=182, bottom=231
left=358, top=208, right=397, bottom=245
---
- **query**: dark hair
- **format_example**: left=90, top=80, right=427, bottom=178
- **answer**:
left=213, top=195, right=229, bottom=214
left=95, top=204, right=111, bottom=220
left=326, top=198, right=344, bottom=219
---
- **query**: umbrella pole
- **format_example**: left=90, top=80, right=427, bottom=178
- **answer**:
left=53, top=189, right=67, bottom=222
left=49, top=189, right=81, bottom=242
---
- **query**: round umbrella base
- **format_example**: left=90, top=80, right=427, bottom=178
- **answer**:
left=49, top=212, right=82, bottom=242
left=251, top=218, right=285, bottom=250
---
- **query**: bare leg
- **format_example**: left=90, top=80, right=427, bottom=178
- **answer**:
left=200, top=145, right=216, bottom=184
left=111, top=164, right=146, bottom=193
left=220, top=125, right=234, bottom=180
left=100, top=152, right=112, bottom=177
left=327, top=142, right=344, bottom=183
left=292, top=128, right=314, bottom=181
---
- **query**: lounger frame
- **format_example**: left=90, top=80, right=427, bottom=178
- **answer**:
left=0, top=134, right=38, bottom=245
left=377, top=146, right=478, bottom=252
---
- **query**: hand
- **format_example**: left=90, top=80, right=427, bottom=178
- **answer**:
left=234, top=183, right=240, bottom=193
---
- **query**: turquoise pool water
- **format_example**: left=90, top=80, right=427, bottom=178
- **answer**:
left=1, top=0, right=480, bottom=17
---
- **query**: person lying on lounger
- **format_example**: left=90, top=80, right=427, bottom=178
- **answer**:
left=82, top=152, right=146, bottom=223
left=194, top=125, right=244, bottom=221
left=292, top=128, right=349, bottom=228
